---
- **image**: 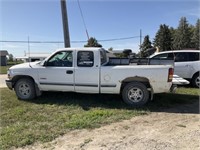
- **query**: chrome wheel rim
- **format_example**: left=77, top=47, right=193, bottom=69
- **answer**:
left=128, top=87, right=144, bottom=102
left=195, top=76, right=200, bottom=87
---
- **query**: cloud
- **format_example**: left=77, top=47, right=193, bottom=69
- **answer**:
left=1, top=43, right=26, bottom=49
left=167, top=8, right=200, bottom=18
left=181, top=8, right=200, bottom=17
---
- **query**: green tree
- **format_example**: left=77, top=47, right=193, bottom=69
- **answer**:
left=191, top=19, right=200, bottom=49
left=84, top=37, right=102, bottom=47
left=108, top=47, right=113, bottom=51
left=140, top=35, right=152, bottom=57
left=153, top=24, right=172, bottom=51
left=8, top=54, right=14, bottom=62
left=169, top=27, right=176, bottom=49
left=173, top=17, right=193, bottom=49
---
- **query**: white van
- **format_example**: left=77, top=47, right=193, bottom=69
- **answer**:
left=150, top=50, right=200, bottom=88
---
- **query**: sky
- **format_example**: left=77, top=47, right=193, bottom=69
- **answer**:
left=0, top=0, right=199, bottom=57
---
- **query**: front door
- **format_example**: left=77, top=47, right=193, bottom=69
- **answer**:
left=38, top=51, right=74, bottom=91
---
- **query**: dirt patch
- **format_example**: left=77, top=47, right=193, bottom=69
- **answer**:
left=16, top=102, right=200, bottom=150
left=0, top=74, right=7, bottom=88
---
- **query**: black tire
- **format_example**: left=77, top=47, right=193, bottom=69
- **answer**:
left=192, top=73, right=200, bottom=88
left=14, top=78, right=36, bottom=100
left=122, top=82, right=149, bottom=107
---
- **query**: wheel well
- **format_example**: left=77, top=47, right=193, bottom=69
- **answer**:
left=192, top=71, right=200, bottom=79
left=120, top=77, right=151, bottom=93
left=12, top=75, right=35, bottom=87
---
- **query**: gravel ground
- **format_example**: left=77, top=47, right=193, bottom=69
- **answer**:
left=16, top=101, right=200, bottom=150
left=0, top=74, right=7, bottom=88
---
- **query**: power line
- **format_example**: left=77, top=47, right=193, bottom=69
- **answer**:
left=0, top=36, right=141, bottom=44
left=98, top=36, right=140, bottom=42
left=77, top=0, right=90, bottom=40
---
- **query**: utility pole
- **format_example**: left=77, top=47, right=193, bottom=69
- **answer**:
left=60, top=0, right=70, bottom=47
left=140, top=29, right=142, bottom=57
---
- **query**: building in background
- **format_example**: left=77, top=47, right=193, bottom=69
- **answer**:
left=0, top=50, right=9, bottom=66
left=16, top=52, right=50, bottom=62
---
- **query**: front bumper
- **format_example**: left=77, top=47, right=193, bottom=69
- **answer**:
left=6, top=80, right=13, bottom=90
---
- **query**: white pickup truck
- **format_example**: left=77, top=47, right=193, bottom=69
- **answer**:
left=6, top=48, right=175, bottom=107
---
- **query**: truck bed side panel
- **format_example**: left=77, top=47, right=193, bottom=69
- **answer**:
left=100, top=65, right=172, bottom=94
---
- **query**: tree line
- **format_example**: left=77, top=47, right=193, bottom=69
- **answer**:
left=140, top=17, right=200, bottom=57
left=84, top=17, right=199, bottom=58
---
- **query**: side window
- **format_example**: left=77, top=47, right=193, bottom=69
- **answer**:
left=47, top=51, right=73, bottom=67
left=77, top=51, right=94, bottom=67
left=188, top=52, right=200, bottom=61
left=153, top=53, right=168, bottom=59
left=175, top=52, right=188, bottom=62
left=100, top=50, right=107, bottom=65
left=167, top=53, right=174, bottom=59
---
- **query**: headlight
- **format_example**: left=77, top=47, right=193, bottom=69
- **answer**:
left=7, top=69, right=12, bottom=80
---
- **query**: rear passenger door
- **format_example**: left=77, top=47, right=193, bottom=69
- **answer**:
left=174, top=52, right=191, bottom=78
left=74, top=50, right=100, bottom=93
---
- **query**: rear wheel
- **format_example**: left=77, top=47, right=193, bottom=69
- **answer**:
left=122, top=82, right=149, bottom=107
left=192, top=73, right=200, bottom=88
left=14, top=78, right=36, bottom=100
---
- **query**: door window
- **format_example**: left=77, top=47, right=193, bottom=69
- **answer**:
left=46, top=51, right=73, bottom=67
left=153, top=53, right=174, bottom=59
left=188, top=52, right=200, bottom=61
left=77, top=51, right=94, bottom=67
left=174, top=52, right=188, bottom=62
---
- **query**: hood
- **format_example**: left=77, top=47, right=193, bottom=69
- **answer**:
left=9, top=62, right=40, bottom=70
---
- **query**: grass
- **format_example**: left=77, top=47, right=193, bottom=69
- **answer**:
left=0, top=61, right=23, bottom=74
left=0, top=87, right=199, bottom=149
left=0, top=65, right=11, bottom=74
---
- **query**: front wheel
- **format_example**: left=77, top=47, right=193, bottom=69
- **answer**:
left=14, top=78, right=36, bottom=100
left=122, top=82, right=149, bottom=107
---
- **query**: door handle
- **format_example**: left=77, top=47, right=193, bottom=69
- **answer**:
left=66, top=70, right=73, bottom=74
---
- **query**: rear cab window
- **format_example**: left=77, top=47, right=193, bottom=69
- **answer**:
left=100, top=50, right=107, bottom=65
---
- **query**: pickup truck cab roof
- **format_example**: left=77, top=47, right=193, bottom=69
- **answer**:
left=55, top=47, right=104, bottom=52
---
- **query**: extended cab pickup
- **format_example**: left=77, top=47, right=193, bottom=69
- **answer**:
left=6, top=48, right=175, bottom=107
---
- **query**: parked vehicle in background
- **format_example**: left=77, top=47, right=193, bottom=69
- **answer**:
left=150, top=50, right=200, bottom=88
left=6, top=48, right=177, bottom=107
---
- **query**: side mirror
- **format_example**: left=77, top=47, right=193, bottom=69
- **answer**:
left=43, top=61, right=47, bottom=66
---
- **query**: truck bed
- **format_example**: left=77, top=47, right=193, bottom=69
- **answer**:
left=106, top=57, right=174, bottom=66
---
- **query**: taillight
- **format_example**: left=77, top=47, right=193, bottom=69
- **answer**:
left=168, top=68, right=174, bottom=82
